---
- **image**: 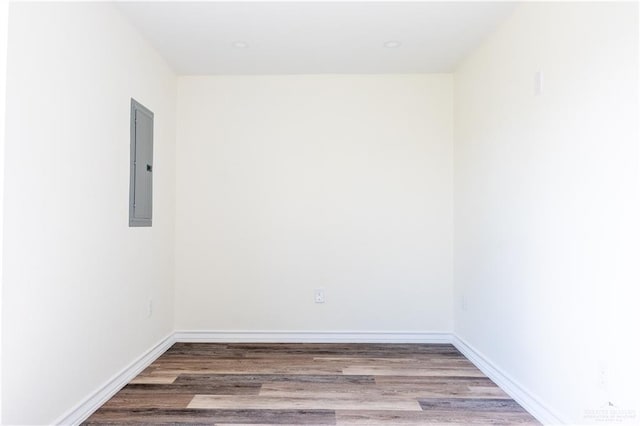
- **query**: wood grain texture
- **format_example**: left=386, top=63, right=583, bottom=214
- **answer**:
left=84, top=343, right=540, bottom=425
left=188, top=394, right=423, bottom=411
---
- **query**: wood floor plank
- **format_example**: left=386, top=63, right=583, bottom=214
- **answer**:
left=335, top=409, right=540, bottom=425
left=313, top=356, right=474, bottom=365
left=163, top=343, right=463, bottom=358
left=314, top=357, right=479, bottom=370
left=419, top=397, right=527, bottom=413
left=85, top=408, right=336, bottom=425
left=84, top=343, right=540, bottom=425
left=148, top=366, right=345, bottom=375
left=151, top=361, right=480, bottom=375
left=374, top=375, right=498, bottom=385
left=259, top=382, right=511, bottom=399
left=215, top=424, right=332, bottom=426
left=119, top=382, right=261, bottom=395
left=174, top=374, right=376, bottom=385
left=129, top=373, right=178, bottom=384
left=98, top=393, right=194, bottom=409
left=188, top=395, right=423, bottom=411
left=342, top=365, right=486, bottom=377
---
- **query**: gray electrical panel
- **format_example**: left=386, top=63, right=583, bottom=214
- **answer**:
left=129, top=99, right=154, bottom=227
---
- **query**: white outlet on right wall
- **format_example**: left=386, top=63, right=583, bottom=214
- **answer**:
left=534, top=70, right=543, bottom=95
left=314, top=289, right=325, bottom=304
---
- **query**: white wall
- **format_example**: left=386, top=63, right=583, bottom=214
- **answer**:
left=0, top=1, right=8, bottom=421
left=454, top=2, right=639, bottom=424
left=2, top=3, right=176, bottom=424
left=175, top=75, right=453, bottom=332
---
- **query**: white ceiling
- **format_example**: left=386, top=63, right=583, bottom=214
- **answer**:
left=117, top=2, right=517, bottom=75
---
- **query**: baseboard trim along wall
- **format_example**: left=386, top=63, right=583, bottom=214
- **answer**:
left=173, top=330, right=452, bottom=344
left=451, top=335, right=564, bottom=425
left=54, top=331, right=564, bottom=425
left=54, top=333, right=176, bottom=426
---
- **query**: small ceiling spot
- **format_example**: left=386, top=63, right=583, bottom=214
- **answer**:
left=383, top=40, right=402, bottom=48
left=232, top=41, right=249, bottom=49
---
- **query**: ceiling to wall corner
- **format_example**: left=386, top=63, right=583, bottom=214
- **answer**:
left=116, top=1, right=517, bottom=75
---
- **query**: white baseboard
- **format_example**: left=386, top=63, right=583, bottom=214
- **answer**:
left=451, top=335, right=564, bottom=425
left=54, top=333, right=175, bottom=426
left=174, top=330, right=453, bottom=344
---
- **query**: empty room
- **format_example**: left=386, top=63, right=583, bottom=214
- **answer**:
left=0, top=1, right=638, bottom=425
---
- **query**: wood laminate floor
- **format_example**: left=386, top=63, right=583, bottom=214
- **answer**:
left=85, top=343, right=540, bottom=425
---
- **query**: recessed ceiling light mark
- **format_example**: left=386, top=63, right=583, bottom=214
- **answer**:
left=232, top=41, right=249, bottom=49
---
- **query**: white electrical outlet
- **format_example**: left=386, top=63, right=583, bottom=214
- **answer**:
left=597, top=361, right=608, bottom=389
left=147, top=299, right=153, bottom=318
left=534, top=70, right=544, bottom=96
left=314, top=289, right=325, bottom=304
left=461, top=295, right=468, bottom=311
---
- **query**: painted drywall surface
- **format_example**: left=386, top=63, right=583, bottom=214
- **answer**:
left=0, top=2, right=8, bottom=421
left=454, top=2, right=639, bottom=423
left=2, top=3, right=176, bottom=424
left=175, top=75, right=453, bottom=332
